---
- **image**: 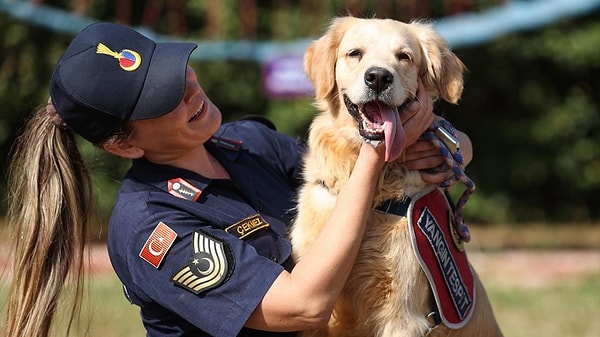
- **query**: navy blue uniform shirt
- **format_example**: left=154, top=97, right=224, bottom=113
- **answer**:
left=108, top=120, right=303, bottom=337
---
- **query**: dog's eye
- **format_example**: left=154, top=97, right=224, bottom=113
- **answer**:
left=348, top=49, right=363, bottom=59
left=397, top=53, right=412, bottom=62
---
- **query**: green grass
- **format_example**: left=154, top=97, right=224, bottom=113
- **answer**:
left=1, top=223, right=598, bottom=336
left=72, top=275, right=146, bottom=337
left=489, top=275, right=600, bottom=337
left=0, top=274, right=146, bottom=337
left=1, top=271, right=598, bottom=336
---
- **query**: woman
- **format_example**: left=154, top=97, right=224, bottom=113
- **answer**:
left=4, top=22, right=472, bottom=337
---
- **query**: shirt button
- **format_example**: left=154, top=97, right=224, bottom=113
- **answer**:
left=270, top=256, right=278, bottom=262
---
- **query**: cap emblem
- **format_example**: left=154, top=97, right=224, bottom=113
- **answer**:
left=96, top=42, right=142, bottom=71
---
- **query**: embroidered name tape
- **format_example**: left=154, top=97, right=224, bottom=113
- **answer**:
left=171, top=231, right=234, bottom=295
left=408, top=189, right=475, bottom=329
left=139, top=222, right=178, bottom=269
left=225, top=214, right=270, bottom=239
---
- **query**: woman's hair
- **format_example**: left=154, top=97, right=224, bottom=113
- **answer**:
left=3, top=105, right=132, bottom=337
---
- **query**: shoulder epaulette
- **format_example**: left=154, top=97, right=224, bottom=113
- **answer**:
left=210, top=136, right=243, bottom=151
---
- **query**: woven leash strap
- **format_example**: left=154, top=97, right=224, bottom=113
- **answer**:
left=422, top=120, right=475, bottom=242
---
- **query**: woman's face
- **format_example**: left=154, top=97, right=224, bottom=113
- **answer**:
left=127, top=66, right=222, bottom=162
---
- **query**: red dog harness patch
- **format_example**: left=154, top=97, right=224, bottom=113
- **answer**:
left=408, top=188, right=475, bottom=329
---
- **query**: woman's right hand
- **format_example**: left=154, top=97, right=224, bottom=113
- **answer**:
left=245, top=132, right=386, bottom=333
left=357, top=140, right=387, bottom=172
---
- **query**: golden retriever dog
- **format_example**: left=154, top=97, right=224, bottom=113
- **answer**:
left=290, top=17, right=503, bottom=337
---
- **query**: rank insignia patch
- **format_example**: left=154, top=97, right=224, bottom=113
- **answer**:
left=168, top=178, right=202, bottom=202
left=139, top=222, right=178, bottom=269
left=171, top=231, right=234, bottom=295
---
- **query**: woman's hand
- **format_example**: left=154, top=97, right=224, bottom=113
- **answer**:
left=400, top=80, right=435, bottom=147
left=403, top=118, right=473, bottom=184
left=400, top=82, right=473, bottom=185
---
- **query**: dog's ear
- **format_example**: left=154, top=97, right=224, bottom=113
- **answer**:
left=304, top=17, right=357, bottom=102
left=413, top=22, right=466, bottom=104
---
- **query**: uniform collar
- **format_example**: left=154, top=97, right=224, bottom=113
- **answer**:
left=129, top=156, right=211, bottom=195
left=128, top=136, right=261, bottom=207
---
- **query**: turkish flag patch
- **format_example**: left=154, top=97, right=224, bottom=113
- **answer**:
left=408, top=188, right=475, bottom=329
left=139, top=222, right=178, bottom=269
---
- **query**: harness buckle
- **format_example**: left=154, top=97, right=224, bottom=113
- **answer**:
left=425, top=310, right=442, bottom=336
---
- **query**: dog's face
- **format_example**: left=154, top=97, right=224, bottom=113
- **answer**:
left=304, top=17, right=465, bottom=162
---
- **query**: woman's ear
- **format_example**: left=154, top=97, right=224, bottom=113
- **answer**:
left=102, top=139, right=144, bottom=159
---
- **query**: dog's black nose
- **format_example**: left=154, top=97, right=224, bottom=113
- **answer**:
left=364, top=67, right=393, bottom=93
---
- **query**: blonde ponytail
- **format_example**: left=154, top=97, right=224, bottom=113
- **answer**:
left=4, top=105, right=94, bottom=337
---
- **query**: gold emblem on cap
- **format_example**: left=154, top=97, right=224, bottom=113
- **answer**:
left=96, top=42, right=142, bottom=71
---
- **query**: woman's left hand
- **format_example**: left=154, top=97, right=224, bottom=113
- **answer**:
left=399, top=80, right=434, bottom=147
left=399, top=81, right=473, bottom=185
left=404, top=129, right=473, bottom=184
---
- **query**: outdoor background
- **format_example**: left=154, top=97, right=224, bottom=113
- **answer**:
left=0, top=0, right=598, bottom=336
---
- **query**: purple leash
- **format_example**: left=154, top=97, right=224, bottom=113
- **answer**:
left=422, top=120, right=475, bottom=242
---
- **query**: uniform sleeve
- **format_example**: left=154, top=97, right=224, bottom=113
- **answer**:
left=112, top=191, right=285, bottom=337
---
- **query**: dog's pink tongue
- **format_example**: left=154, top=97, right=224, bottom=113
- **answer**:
left=379, top=103, right=406, bottom=162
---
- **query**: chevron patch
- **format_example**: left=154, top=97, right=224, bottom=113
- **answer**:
left=171, top=231, right=234, bottom=294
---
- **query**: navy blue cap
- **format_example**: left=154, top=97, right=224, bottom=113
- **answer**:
left=50, top=22, right=197, bottom=143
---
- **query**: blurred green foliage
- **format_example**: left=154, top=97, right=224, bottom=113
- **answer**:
left=447, top=15, right=600, bottom=223
left=0, top=2, right=598, bottom=228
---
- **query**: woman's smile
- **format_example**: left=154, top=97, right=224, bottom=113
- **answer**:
left=188, top=100, right=206, bottom=123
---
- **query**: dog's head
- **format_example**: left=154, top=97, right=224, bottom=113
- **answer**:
left=304, top=17, right=465, bottom=162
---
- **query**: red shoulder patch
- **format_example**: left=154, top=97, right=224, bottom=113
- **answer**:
left=139, top=222, right=178, bottom=269
left=168, top=178, right=202, bottom=202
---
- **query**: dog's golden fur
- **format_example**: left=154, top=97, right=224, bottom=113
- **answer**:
left=290, top=17, right=503, bottom=337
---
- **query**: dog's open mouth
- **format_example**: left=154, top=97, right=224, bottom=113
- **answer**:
left=344, top=94, right=408, bottom=162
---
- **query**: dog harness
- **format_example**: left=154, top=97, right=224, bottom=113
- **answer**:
left=374, top=120, right=477, bottom=333
left=375, top=189, right=476, bottom=333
